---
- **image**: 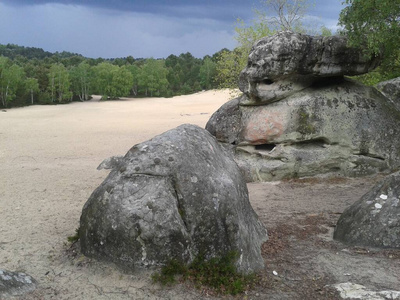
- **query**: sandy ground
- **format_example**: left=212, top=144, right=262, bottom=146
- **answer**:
left=0, top=90, right=399, bottom=299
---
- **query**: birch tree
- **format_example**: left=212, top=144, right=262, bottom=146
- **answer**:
left=48, top=63, right=72, bottom=102
left=0, top=57, right=25, bottom=107
left=70, top=62, right=92, bottom=101
left=25, top=77, right=39, bottom=105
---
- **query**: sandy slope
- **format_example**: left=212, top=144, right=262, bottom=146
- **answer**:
left=0, top=90, right=399, bottom=300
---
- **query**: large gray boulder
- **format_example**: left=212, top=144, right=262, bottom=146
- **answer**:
left=334, top=171, right=400, bottom=248
left=0, top=269, right=36, bottom=298
left=80, top=124, right=267, bottom=274
left=376, top=77, right=400, bottom=110
left=239, top=31, right=380, bottom=105
left=206, top=31, right=400, bottom=182
left=207, top=79, right=400, bottom=181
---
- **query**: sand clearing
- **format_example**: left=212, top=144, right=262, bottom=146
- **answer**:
left=1, top=90, right=399, bottom=299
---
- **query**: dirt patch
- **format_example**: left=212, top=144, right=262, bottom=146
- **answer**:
left=246, top=177, right=400, bottom=300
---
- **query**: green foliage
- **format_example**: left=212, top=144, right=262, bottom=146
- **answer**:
left=126, top=64, right=140, bottom=96
left=339, top=0, right=400, bottom=59
left=48, top=63, right=72, bottom=102
left=339, top=0, right=400, bottom=82
left=24, top=77, right=40, bottom=104
left=165, top=53, right=207, bottom=95
left=67, top=228, right=80, bottom=243
left=112, top=66, right=134, bottom=97
left=215, top=48, right=247, bottom=89
left=199, top=57, right=217, bottom=90
left=0, top=44, right=53, bottom=60
left=235, top=17, right=276, bottom=52
left=139, top=59, right=169, bottom=97
left=152, top=251, right=256, bottom=295
left=69, top=62, right=92, bottom=101
left=350, top=63, right=400, bottom=87
left=0, top=56, right=26, bottom=107
left=0, top=47, right=227, bottom=108
left=151, top=259, right=187, bottom=285
left=93, top=62, right=118, bottom=99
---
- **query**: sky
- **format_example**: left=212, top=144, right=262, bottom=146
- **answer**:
left=0, top=0, right=344, bottom=59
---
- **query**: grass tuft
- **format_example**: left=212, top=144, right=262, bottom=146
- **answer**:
left=152, top=251, right=256, bottom=295
left=67, top=227, right=80, bottom=243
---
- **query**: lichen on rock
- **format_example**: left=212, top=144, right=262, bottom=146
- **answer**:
left=334, top=171, right=400, bottom=248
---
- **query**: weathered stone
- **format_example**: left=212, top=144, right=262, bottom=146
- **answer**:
left=80, top=124, right=267, bottom=274
left=97, top=155, right=124, bottom=170
left=239, top=75, right=315, bottom=106
left=0, top=269, right=36, bottom=298
left=333, top=171, right=400, bottom=248
left=239, top=31, right=380, bottom=101
left=376, top=77, right=400, bottom=111
left=207, top=79, right=400, bottom=181
left=205, top=97, right=242, bottom=144
left=333, top=282, right=400, bottom=300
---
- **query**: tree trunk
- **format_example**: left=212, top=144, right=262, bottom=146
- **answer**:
left=5, top=83, right=9, bottom=108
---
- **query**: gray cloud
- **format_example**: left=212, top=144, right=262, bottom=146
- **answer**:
left=0, top=2, right=237, bottom=58
left=0, top=0, right=344, bottom=58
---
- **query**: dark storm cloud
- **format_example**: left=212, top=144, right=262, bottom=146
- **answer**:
left=1, top=0, right=254, bottom=21
left=0, top=0, right=344, bottom=58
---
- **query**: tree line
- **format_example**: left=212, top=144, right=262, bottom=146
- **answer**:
left=0, top=46, right=226, bottom=108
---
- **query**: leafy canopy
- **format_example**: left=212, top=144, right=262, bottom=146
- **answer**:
left=339, top=0, right=400, bottom=58
left=339, top=0, right=400, bottom=83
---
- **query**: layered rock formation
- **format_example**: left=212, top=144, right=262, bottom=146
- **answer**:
left=206, top=31, right=400, bottom=181
left=80, top=124, right=267, bottom=274
left=334, top=171, right=400, bottom=248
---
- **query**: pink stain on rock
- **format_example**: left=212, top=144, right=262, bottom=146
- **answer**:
left=242, top=110, right=285, bottom=144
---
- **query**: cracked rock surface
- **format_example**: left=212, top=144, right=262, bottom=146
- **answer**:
left=80, top=124, right=267, bottom=274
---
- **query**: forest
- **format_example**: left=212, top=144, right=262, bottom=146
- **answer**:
left=0, top=44, right=227, bottom=108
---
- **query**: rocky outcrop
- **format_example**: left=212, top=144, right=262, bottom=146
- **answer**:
left=80, top=124, right=267, bottom=274
left=0, top=269, right=36, bottom=298
left=207, top=79, right=400, bottom=181
left=334, top=171, right=400, bottom=248
left=206, top=31, right=400, bottom=182
left=376, top=77, right=400, bottom=111
left=239, top=31, right=380, bottom=105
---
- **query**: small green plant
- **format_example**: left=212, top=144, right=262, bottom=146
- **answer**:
left=151, top=259, right=186, bottom=285
left=152, top=251, right=256, bottom=295
left=67, top=227, right=80, bottom=243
